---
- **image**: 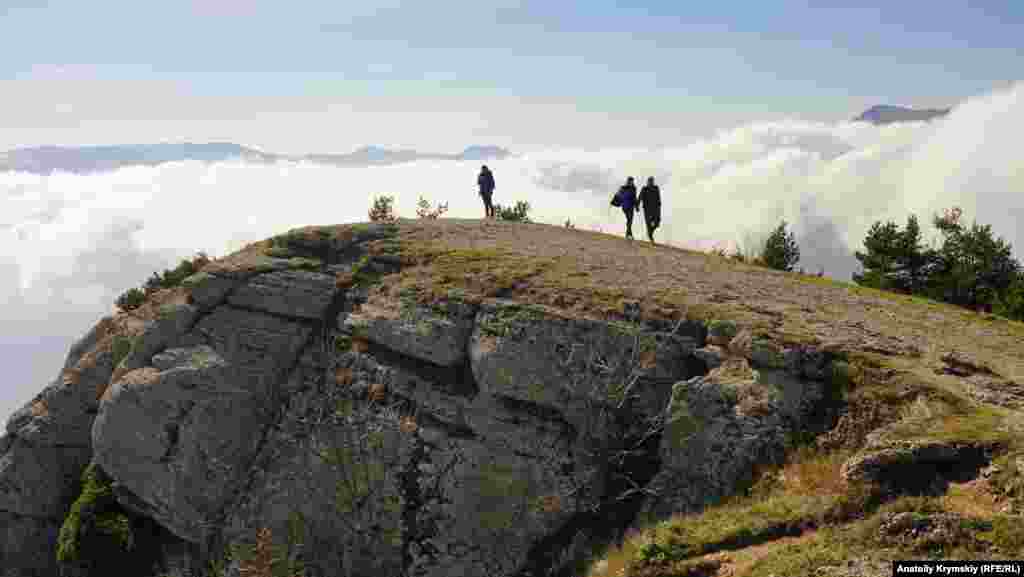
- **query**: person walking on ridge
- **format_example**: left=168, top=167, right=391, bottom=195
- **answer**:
left=478, top=165, right=496, bottom=219
left=611, top=176, right=639, bottom=239
left=639, top=176, right=662, bottom=244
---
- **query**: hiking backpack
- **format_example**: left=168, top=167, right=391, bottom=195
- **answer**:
left=610, top=190, right=623, bottom=207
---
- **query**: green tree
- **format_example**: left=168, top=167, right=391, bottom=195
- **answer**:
left=926, top=207, right=1019, bottom=310
left=855, top=207, right=1023, bottom=317
left=993, top=272, right=1024, bottom=321
left=761, top=221, right=800, bottom=272
left=853, top=215, right=935, bottom=293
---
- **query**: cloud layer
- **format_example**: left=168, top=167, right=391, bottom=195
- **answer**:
left=1, top=82, right=1021, bottom=422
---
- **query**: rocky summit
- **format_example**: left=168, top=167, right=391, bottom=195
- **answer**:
left=1, top=219, right=1022, bottom=577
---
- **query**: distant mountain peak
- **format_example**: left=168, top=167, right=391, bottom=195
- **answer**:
left=456, top=145, right=511, bottom=161
left=854, top=105, right=951, bottom=125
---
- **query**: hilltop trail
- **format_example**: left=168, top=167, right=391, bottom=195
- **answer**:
left=397, top=218, right=1024, bottom=385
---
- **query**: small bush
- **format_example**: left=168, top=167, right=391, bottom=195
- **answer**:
left=115, top=252, right=211, bottom=312
left=115, top=288, right=146, bottom=312
left=761, top=221, right=800, bottom=272
left=416, top=196, right=449, bottom=219
left=143, top=252, right=211, bottom=296
left=564, top=219, right=575, bottom=229
left=369, top=195, right=397, bottom=223
left=494, top=200, right=532, bottom=223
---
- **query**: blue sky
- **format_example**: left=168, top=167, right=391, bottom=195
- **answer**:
left=1, top=1, right=1021, bottom=152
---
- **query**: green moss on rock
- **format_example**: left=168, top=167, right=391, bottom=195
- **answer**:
left=707, top=319, right=738, bottom=341
left=351, top=255, right=383, bottom=287
left=478, top=303, right=548, bottom=338
left=287, top=257, right=323, bottom=271
left=110, top=335, right=133, bottom=370
left=265, top=246, right=294, bottom=259
left=750, top=338, right=785, bottom=369
left=57, top=463, right=133, bottom=564
left=181, top=270, right=211, bottom=289
left=664, top=382, right=703, bottom=450
left=830, top=360, right=855, bottom=392
left=334, top=334, right=353, bottom=352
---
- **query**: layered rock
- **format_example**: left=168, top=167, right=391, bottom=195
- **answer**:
left=219, top=297, right=708, bottom=577
left=0, top=223, right=849, bottom=577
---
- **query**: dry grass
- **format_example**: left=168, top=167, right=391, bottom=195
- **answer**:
left=588, top=448, right=856, bottom=577
left=774, top=447, right=852, bottom=498
left=710, top=531, right=820, bottom=577
left=942, top=479, right=1006, bottom=519
left=30, top=399, right=48, bottom=418
left=237, top=526, right=304, bottom=577
left=334, top=367, right=354, bottom=387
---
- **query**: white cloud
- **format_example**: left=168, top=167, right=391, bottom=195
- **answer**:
left=0, top=81, right=1021, bottom=423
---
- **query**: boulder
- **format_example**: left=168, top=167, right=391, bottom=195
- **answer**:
left=643, top=361, right=828, bottom=518
left=227, top=270, right=338, bottom=320
left=183, top=271, right=239, bottom=311
left=93, top=345, right=272, bottom=543
left=342, top=297, right=479, bottom=367
left=191, top=306, right=313, bottom=397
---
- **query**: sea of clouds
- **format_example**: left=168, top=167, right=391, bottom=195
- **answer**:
left=1, top=82, right=1021, bottom=421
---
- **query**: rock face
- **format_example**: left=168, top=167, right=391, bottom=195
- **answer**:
left=0, top=316, right=130, bottom=576
left=0, top=224, right=847, bottom=577
left=642, top=350, right=836, bottom=518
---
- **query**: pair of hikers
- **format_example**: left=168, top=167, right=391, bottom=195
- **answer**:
left=476, top=167, right=663, bottom=243
left=612, top=176, right=661, bottom=243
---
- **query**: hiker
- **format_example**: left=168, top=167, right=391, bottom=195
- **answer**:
left=478, top=165, right=496, bottom=219
left=639, top=176, right=662, bottom=243
left=611, top=177, right=638, bottom=239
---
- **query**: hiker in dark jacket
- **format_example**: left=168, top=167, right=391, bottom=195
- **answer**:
left=612, top=177, right=639, bottom=239
left=478, top=165, right=496, bottom=219
left=639, top=176, right=662, bottom=243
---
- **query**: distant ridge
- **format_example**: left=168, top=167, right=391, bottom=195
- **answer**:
left=0, top=142, right=512, bottom=174
left=853, top=104, right=950, bottom=125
